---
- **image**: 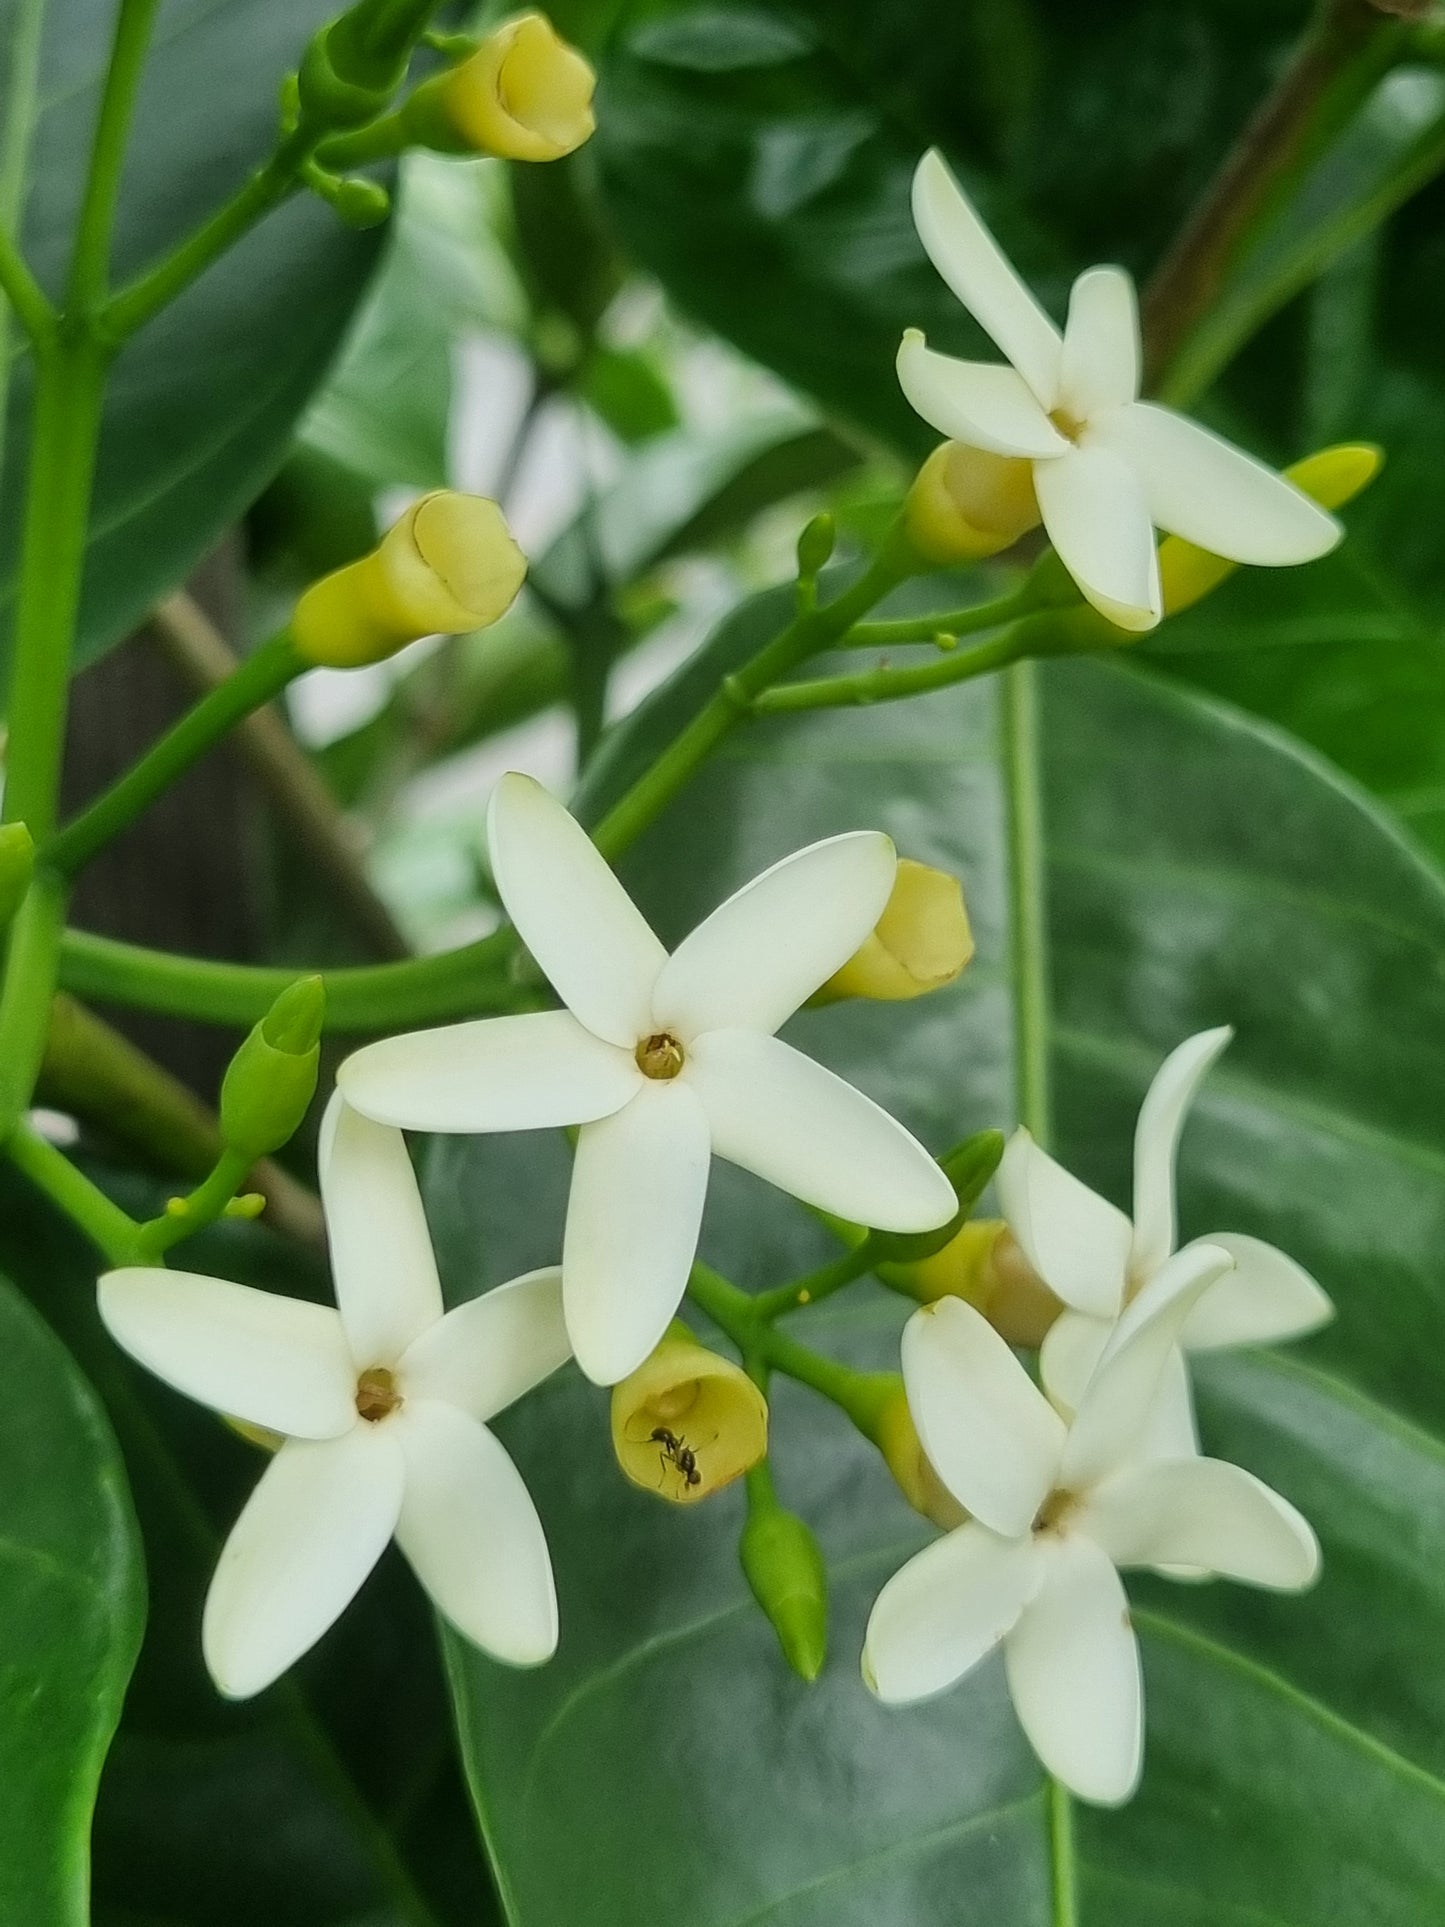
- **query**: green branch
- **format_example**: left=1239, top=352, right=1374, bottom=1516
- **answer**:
left=5, top=1120, right=142, bottom=1265
left=0, top=223, right=50, bottom=342
left=840, top=584, right=1037, bottom=650
left=68, top=0, right=162, bottom=312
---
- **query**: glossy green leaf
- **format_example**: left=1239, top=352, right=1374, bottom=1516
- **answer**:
left=0, top=1267, right=143, bottom=1925
left=426, top=585, right=1445, bottom=1921
left=0, top=0, right=386, bottom=666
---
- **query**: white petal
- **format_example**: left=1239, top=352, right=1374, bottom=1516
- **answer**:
left=902, top=1297, right=1065, bottom=1536
left=487, top=772, right=666, bottom=1046
left=1139, top=1345, right=1201, bottom=1462
left=1058, top=266, right=1139, bottom=420
left=1077, top=1456, right=1319, bottom=1590
left=400, top=1268, right=570, bottom=1423
left=338, top=1010, right=640, bottom=1133
left=863, top=1522, right=1040, bottom=1704
left=563, top=1083, right=712, bottom=1386
left=1130, top=1026, right=1234, bottom=1280
left=1062, top=1242, right=1235, bottom=1491
left=1039, top=1308, right=1109, bottom=1418
left=1093, top=401, right=1341, bottom=564
left=1034, top=441, right=1162, bottom=632
left=911, top=149, right=1062, bottom=406
left=319, top=1094, right=443, bottom=1369
left=687, top=1028, right=955, bottom=1233
left=652, top=831, right=897, bottom=1040
left=394, top=1400, right=557, bottom=1665
left=1180, top=1233, right=1334, bottom=1350
left=202, top=1426, right=404, bottom=1698
left=896, top=333, right=1068, bottom=458
left=996, top=1128, right=1131, bottom=1318
left=1004, top=1532, right=1142, bottom=1806
left=98, top=1267, right=355, bottom=1440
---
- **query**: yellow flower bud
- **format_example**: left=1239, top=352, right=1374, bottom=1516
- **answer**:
left=880, top=1219, right=1061, bottom=1347
left=813, top=858, right=973, bottom=1005
left=610, top=1324, right=768, bottom=1505
left=1160, top=442, right=1381, bottom=616
left=868, top=1378, right=966, bottom=1530
left=904, top=436, right=1041, bottom=566
left=293, top=492, right=526, bottom=668
left=440, top=14, right=596, bottom=162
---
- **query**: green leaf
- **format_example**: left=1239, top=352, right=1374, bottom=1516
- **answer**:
left=0, top=0, right=387, bottom=666
left=0, top=1268, right=143, bottom=1926
left=427, top=588, right=1445, bottom=1920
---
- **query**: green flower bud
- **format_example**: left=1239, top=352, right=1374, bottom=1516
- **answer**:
left=740, top=1501, right=828, bottom=1682
left=796, top=512, right=836, bottom=583
left=863, top=1128, right=1004, bottom=1265
left=0, top=823, right=35, bottom=932
left=296, top=27, right=396, bottom=134
left=219, top=976, right=326, bottom=1161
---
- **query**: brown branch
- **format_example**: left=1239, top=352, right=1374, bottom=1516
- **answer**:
left=39, top=992, right=325, bottom=1251
left=150, top=590, right=412, bottom=963
left=1141, top=0, right=1403, bottom=390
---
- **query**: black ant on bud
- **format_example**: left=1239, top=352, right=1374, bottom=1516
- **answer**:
left=650, top=1426, right=702, bottom=1490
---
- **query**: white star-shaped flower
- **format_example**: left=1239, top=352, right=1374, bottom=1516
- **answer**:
left=339, top=773, right=957, bottom=1386
left=99, top=1096, right=569, bottom=1698
left=998, top=1027, right=1333, bottom=1455
left=899, top=149, right=1342, bottom=630
left=864, top=1265, right=1320, bottom=1805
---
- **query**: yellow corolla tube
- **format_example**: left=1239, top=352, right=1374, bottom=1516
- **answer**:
left=814, top=858, right=973, bottom=1005
left=904, top=436, right=1042, bottom=566
left=611, top=1324, right=769, bottom=1505
left=293, top=491, right=527, bottom=668
left=439, top=14, right=596, bottom=162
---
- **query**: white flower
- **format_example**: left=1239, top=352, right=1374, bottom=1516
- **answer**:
left=899, top=149, right=1341, bottom=630
left=339, top=773, right=957, bottom=1386
left=863, top=1270, right=1319, bottom=1805
left=998, top=1026, right=1333, bottom=1455
left=98, top=1096, right=569, bottom=1698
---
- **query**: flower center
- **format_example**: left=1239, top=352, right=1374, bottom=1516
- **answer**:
left=1036, top=1487, right=1078, bottom=1533
left=1048, top=406, right=1086, bottom=443
left=636, top=1031, right=685, bottom=1080
left=355, top=1366, right=402, bottom=1423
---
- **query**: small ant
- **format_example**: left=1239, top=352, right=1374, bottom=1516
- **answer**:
left=650, top=1426, right=701, bottom=1490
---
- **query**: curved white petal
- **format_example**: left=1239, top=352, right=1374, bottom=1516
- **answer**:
left=1139, top=1345, right=1200, bottom=1463
left=1034, top=440, right=1161, bottom=632
left=1094, top=402, right=1341, bottom=565
left=99, top=1268, right=355, bottom=1440
left=338, top=1010, right=640, bottom=1134
left=1130, top=1026, right=1233, bottom=1280
left=394, top=1400, right=557, bottom=1665
left=203, top=1426, right=404, bottom=1698
left=487, top=773, right=666, bottom=1046
left=687, top=1028, right=955, bottom=1233
left=996, top=1128, right=1131, bottom=1318
left=563, top=1083, right=712, bottom=1386
left=1062, top=1242, right=1235, bottom=1491
left=401, top=1268, right=570, bottom=1423
left=911, top=149, right=1062, bottom=406
left=652, top=832, right=896, bottom=1040
left=1077, top=1456, right=1319, bottom=1590
left=902, top=1297, right=1065, bottom=1534
left=319, top=1094, right=443, bottom=1369
left=1180, top=1232, right=1334, bottom=1350
left=1004, top=1532, right=1142, bottom=1806
left=1058, top=266, right=1140, bottom=420
left=896, top=333, right=1068, bottom=458
left=1039, top=1308, right=1109, bottom=1418
left=863, top=1522, right=1040, bottom=1704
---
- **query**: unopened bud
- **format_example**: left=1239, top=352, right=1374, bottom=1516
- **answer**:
left=1161, top=442, right=1380, bottom=616
left=814, top=859, right=972, bottom=1006
left=879, top=1218, right=1061, bottom=1346
left=904, top=435, right=1040, bottom=566
left=796, top=512, right=836, bottom=584
left=864, top=1129, right=1004, bottom=1266
left=294, top=491, right=526, bottom=667
left=849, top=1372, right=965, bottom=1530
left=0, top=823, right=35, bottom=931
left=740, top=1501, right=827, bottom=1681
left=407, top=14, right=596, bottom=163
left=219, top=977, right=326, bottom=1161
left=610, top=1323, right=768, bottom=1505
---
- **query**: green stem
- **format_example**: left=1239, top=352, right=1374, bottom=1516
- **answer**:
left=752, top=1244, right=875, bottom=1323
left=0, top=871, right=69, bottom=1130
left=49, top=630, right=305, bottom=875
left=590, top=543, right=913, bottom=862
left=5, top=1120, right=142, bottom=1264
left=841, top=585, right=1036, bottom=649
left=58, top=926, right=519, bottom=1030
left=0, top=0, right=49, bottom=364
left=68, top=0, right=162, bottom=312
left=135, top=1147, right=253, bottom=1258
left=0, top=223, right=49, bottom=342
left=686, top=1263, right=879, bottom=1421
left=754, top=613, right=1075, bottom=716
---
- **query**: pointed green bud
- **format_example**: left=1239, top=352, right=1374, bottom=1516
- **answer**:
left=220, top=977, right=326, bottom=1160
left=796, top=512, right=836, bottom=584
left=861, top=1128, right=1004, bottom=1266
left=0, top=823, right=35, bottom=932
left=740, top=1501, right=828, bottom=1682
